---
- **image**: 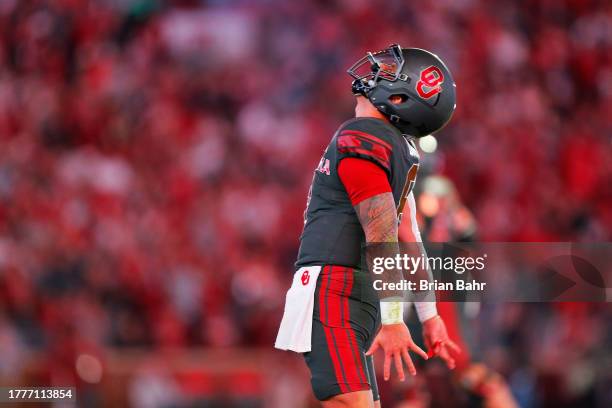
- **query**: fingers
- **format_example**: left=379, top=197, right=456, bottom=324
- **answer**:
left=366, top=340, right=380, bottom=356
left=383, top=352, right=391, bottom=381
left=428, top=340, right=457, bottom=369
left=427, top=340, right=441, bottom=358
left=394, top=352, right=405, bottom=381
left=446, top=339, right=462, bottom=354
left=401, top=348, right=417, bottom=376
left=388, top=348, right=418, bottom=381
left=410, top=341, right=429, bottom=360
left=424, top=337, right=433, bottom=352
left=438, top=346, right=456, bottom=370
left=381, top=344, right=428, bottom=381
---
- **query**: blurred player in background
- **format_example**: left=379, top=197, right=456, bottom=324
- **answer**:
left=276, top=44, right=460, bottom=407
left=399, top=176, right=518, bottom=408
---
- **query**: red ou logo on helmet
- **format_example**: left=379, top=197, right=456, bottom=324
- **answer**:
left=301, top=270, right=310, bottom=285
left=416, top=66, right=444, bottom=99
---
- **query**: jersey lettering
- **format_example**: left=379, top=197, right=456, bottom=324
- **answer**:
left=316, top=157, right=331, bottom=175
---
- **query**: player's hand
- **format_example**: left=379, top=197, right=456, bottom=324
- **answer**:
left=422, top=315, right=461, bottom=369
left=366, top=322, right=428, bottom=381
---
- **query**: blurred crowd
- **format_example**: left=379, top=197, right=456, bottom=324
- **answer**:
left=0, top=0, right=610, bottom=406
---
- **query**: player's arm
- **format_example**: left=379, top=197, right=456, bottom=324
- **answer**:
left=399, top=191, right=438, bottom=321
left=399, top=192, right=460, bottom=369
left=354, top=191, right=398, bottom=242
left=338, top=158, right=428, bottom=381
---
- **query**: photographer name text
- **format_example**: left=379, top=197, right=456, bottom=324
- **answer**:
left=373, top=279, right=486, bottom=291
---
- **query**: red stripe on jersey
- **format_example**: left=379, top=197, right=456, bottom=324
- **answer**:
left=340, top=129, right=392, bottom=151
left=337, top=135, right=391, bottom=169
left=338, top=133, right=392, bottom=163
left=320, top=266, right=349, bottom=393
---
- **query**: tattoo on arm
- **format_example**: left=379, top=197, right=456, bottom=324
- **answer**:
left=356, top=192, right=403, bottom=300
left=354, top=192, right=398, bottom=243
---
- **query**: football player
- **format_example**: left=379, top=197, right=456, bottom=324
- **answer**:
left=276, top=44, right=459, bottom=408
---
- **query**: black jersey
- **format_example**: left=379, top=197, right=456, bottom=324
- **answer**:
left=296, top=117, right=420, bottom=269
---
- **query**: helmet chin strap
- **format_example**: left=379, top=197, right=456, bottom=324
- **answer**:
left=387, top=113, right=419, bottom=138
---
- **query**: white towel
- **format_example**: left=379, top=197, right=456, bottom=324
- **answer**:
left=274, top=266, right=322, bottom=353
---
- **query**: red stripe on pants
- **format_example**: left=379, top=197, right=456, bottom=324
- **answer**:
left=323, top=266, right=369, bottom=389
left=320, top=266, right=349, bottom=393
left=330, top=266, right=360, bottom=387
left=342, top=267, right=368, bottom=385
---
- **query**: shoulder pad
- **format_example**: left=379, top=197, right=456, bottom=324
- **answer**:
left=336, top=118, right=399, bottom=173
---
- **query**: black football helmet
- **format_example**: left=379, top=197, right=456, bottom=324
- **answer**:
left=348, top=44, right=456, bottom=137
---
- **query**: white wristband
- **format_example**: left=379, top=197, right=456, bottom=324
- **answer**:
left=415, top=302, right=438, bottom=323
left=380, top=301, right=404, bottom=325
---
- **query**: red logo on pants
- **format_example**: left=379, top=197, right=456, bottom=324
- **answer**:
left=301, top=270, right=310, bottom=285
